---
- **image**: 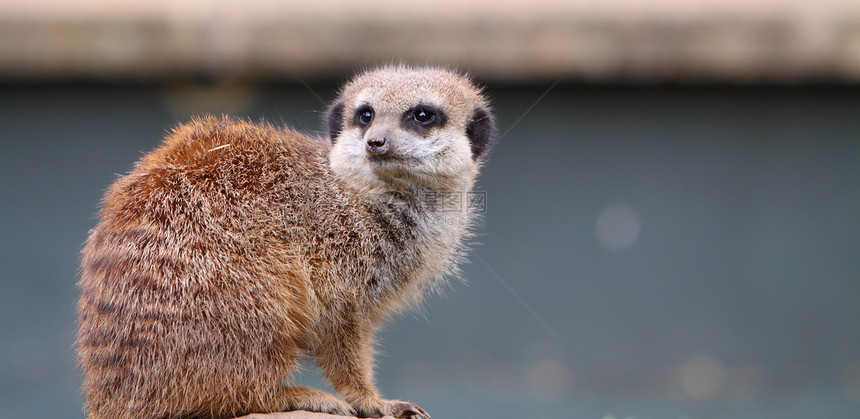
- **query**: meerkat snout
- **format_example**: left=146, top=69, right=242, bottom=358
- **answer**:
left=366, top=135, right=389, bottom=155
left=363, top=120, right=392, bottom=156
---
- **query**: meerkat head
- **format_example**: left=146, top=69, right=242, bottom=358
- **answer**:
left=325, top=66, right=496, bottom=197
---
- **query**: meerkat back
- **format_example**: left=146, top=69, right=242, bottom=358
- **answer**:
left=77, top=118, right=332, bottom=418
left=77, top=67, right=496, bottom=419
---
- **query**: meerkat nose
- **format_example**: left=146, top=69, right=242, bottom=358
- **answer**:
left=366, top=136, right=389, bottom=155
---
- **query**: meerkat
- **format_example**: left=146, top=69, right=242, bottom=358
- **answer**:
left=76, top=66, right=496, bottom=419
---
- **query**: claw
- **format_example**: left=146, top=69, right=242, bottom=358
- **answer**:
left=403, top=405, right=430, bottom=419
left=389, top=400, right=430, bottom=419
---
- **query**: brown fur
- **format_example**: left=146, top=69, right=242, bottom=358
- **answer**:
left=77, top=67, right=494, bottom=419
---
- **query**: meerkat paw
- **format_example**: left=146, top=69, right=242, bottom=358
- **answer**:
left=384, top=400, right=430, bottom=419
left=354, top=399, right=429, bottom=419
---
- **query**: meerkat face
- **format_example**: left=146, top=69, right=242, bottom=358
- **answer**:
left=326, top=66, right=496, bottom=195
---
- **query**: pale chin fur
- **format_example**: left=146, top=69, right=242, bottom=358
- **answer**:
left=329, top=130, right=478, bottom=201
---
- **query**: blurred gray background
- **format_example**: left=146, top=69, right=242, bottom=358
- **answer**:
left=2, top=1, right=860, bottom=418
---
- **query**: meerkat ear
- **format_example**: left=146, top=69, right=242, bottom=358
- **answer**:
left=326, top=101, right=346, bottom=143
left=466, top=106, right=497, bottom=159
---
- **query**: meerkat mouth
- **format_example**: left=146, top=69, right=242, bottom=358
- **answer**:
left=367, top=153, right=418, bottom=165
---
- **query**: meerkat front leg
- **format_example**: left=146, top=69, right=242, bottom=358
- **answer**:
left=315, top=316, right=429, bottom=419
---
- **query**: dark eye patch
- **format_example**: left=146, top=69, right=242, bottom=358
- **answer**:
left=413, top=108, right=435, bottom=124
left=402, top=105, right=446, bottom=134
left=354, top=105, right=374, bottom=128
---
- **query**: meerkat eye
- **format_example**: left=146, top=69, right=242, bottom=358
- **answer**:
left=403, top=105, right=446, bottom=133
left=413, top=108, right=436, bottom=125
left=355, top=106, right=374, bottom=127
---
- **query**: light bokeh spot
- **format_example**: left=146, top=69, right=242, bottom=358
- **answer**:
left=596, top=205, right=641, bottom=251
left=679, top=354, right=727, bottom=400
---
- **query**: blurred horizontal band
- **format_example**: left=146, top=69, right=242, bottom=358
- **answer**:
left=2, top=0, right=860, bottom=83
